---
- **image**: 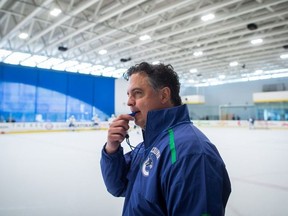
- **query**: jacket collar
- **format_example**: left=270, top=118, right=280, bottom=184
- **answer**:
left=143, top=104, right=190, bottom=149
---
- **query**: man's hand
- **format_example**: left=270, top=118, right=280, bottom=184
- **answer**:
left=105, top=114, right=134, bottom=154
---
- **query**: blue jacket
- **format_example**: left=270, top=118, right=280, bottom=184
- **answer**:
left=101, top=105, right=231, bottom=215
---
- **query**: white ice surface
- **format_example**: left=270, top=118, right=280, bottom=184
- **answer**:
left=0, top=127, right=287, bottom=216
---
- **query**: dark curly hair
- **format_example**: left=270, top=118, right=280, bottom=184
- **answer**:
left=124, top=62, right=182, bottom=106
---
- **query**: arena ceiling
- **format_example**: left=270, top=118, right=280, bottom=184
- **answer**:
left=0, top=0, right=288, bottom=87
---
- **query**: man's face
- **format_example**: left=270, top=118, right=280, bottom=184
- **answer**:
left=127, top=73, right=169, bottom=129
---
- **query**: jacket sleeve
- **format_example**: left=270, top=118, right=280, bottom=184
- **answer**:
left=163, top=153, right=231, bottom=216
left=100, top=145, right=131, bottom=197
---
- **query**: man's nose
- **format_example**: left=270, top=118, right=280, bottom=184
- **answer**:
left=127, top=95, right=135, bottom=106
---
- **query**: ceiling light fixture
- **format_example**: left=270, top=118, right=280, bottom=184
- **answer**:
left=193, top=51, right=203, bottom=57
left=37, top=57, right=64, bottom=69
left=20, top=55, right=48, bottom=67
left=280, top=54, right=288, bottom=59
left=98, top=49, right=107, bottom=55
left=229, top=61, right=238, bottom=67
left=18, top=32, right=29, bottom=39
left=218, top=75, right=225, bottom=79
left=254, top=70, right=263, bottom=75
left=4, top=52, right=31, bottom=64
left=250, top=38, right=263, bottom=45
left=152, top=61, right=160, bottom=65
left=50, top=8, right=62, bottom=17
left=201, top=13, right=215, bottom=21
left=0, top=49, right=12, bottom=60
left=189, top=69, right=198, bottom=73
left=139, top=34, right=151, bottom=41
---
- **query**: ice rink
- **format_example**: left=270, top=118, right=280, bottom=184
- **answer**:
left=1, top=126, right=288, bottom=216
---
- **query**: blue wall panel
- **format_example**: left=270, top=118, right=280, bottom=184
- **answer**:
left=1, top=63, right=38, bottom=85
left=38, top=68, right=68, bottom=93
left=0, top=63, right=115, bottom=122
left=67, top=73, right=94, bottom=104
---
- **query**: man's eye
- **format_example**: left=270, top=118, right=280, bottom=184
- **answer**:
left=132, top=91, right=142, bottom=97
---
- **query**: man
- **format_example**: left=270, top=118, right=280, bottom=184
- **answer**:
left=100, top=62, right=231, bottom=215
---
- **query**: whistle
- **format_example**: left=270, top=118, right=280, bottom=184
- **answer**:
left=129, top=111, right=139, bottom=117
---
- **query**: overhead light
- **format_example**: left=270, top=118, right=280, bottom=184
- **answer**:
left=37, top=57, right=64, bottom=69
left=254, top=70, right=263, bottom=75
left=0, top=49, right=12, bottom=60
left=92, top=65, right=105, bottom=70
left=195, top=82, right=210, bottom=87
left=53, top=60, right=78, bottom=71
left=72, top=63, right=92, bottom=71
left=265, top=68, right=288, bottom=74
left=193, top=51, right=203, bottom=57
left=207, top=78, right=217, bottom=82
left=271, top=73, right=288, bottom=78
left=201, top=14, right=215, bottom=21
left=91, top=71, right=102, bottom=76
left=218, top=75, right=225, bottom=79
left=98, top=49, right=107, bottom=55
left=50, top=8, right=62, bottom=17
left=188, top=79, right=195, bottom=83
left=115, top=68, right=127, bottom=73
left=102, top=66, right=115, bottom=72
left=113, top=68, right=127, bottom=78
left=229, top=61, right=238, bottom=67
left=52, top=64, right=67, bottom=71
left=65, top=67, right=78, bottom=73
left=101, top=67, right=116, bottom=76
left=280, top=54, right=288, bottom=59
left=20, top=55, right=48, bottom=67
left=241, top=73, right=249, bottom=77
left=4, top=52, right=31, bottom=64
left=152, top=61, right=160, bottom=65
left=78, top=70, right=91, bottom=75
left=18, top=32, right=29, bottom=39
left=139, top=34, right=151, bottom=41
left=189, top=69, right=198, bottom=73
left=250, top=38, right=263, bottom=45
left=90, top=65, right=105, bottom=76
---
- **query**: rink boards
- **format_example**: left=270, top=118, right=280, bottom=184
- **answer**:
left=0, top=120, right=287, bottom=134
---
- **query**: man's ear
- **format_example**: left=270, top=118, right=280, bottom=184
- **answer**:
left=160, top=87, right=171, bottom=104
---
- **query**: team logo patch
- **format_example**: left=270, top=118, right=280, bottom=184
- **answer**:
left=141, top=147, right=161, bottom=177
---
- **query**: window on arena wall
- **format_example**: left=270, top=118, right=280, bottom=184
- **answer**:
left=66, top=96, right=93, bottom=122
left=0, top=82, right=36, bottom=122
left=256, top=102, right=288, bottom=121
left=37, top=87, right=66, bottom=122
